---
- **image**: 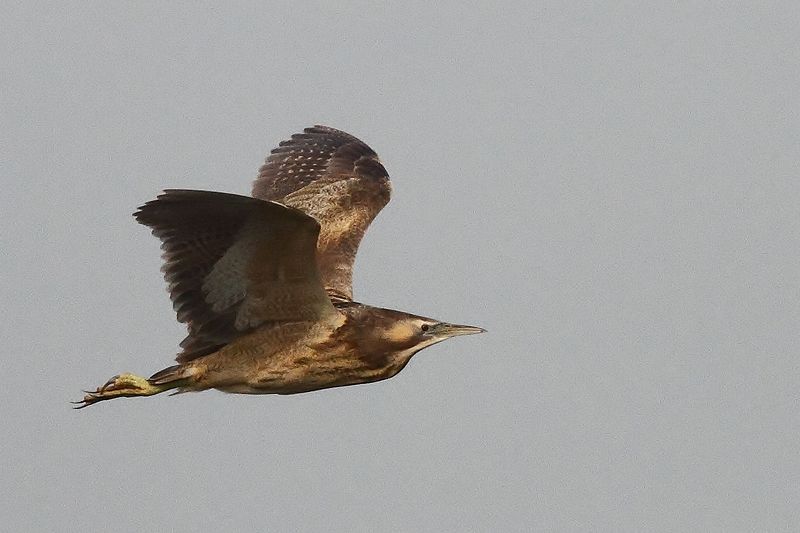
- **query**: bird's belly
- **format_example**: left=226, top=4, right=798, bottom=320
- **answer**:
left=214, top=354, right=395, bottom=395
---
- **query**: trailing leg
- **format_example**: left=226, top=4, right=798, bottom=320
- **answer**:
left=73, top=364, right=192, bottom=408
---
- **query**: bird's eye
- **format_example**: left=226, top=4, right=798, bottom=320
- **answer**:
left=421, top=324, right=430, bottom=332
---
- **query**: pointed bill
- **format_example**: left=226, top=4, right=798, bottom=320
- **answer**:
left=435, top=323, right=486, bottom=338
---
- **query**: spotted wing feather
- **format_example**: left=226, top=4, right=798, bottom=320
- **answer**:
left=252, top=125, right=391, bottom=301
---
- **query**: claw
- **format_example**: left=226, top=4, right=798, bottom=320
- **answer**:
left=99, top=375, right=121, bottom=392
left=71, top=394, right=99, bottom=409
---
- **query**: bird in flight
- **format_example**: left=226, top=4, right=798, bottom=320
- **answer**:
left=75, top=125, right=484, bottom=408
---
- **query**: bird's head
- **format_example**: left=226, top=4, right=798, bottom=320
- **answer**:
left=343, top=305, right=485, bottom=371
left=379, top=314, right=486, bottom=352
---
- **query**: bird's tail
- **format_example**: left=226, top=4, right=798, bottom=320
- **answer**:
left=148, top=364, right=192, bottom=388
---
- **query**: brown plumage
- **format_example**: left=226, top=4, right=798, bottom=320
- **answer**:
left=254, top=125, right=391, bottom=302
left=75, top=125, right=483, bottom=408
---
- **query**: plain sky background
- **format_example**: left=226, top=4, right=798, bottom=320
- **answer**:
left=2, top=2, right=798, bottom=531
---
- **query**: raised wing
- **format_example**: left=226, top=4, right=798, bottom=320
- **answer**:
left=252, top=125, right=391, bottom=302
left=135, top=190, right=337, bottom=363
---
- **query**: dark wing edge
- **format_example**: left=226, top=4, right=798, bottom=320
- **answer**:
left=134, top=189, right=336, bottom=363
left=252, top=125, right=392, bottom=301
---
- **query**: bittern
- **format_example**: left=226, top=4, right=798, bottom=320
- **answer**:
left=75, top=125, right=483, bottom=408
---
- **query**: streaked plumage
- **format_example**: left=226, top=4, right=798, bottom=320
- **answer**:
left=254, top=125, right=390, bottom=304
left=76, top=126, right=483, bottom=408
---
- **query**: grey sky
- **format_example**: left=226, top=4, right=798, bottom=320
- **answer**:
left=2, top=1, right=798, bottom=531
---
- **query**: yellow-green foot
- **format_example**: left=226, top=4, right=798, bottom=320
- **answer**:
left=73, top=373, right=162, bottom=409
